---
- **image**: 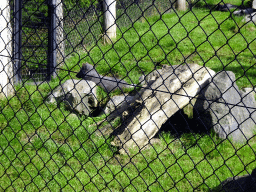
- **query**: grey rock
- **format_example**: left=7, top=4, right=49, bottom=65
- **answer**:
left=47, top=79, right=98, bottom=115
left=111, top=64, right=215, bottom=154
left=102, top=95, right=134, bottom=115
left=138, top=65, right=178, bottom=87
left=76, top=63, right=135, bottom=92
left=194, top=71, right=256, bottom=143
left=214, top=168, right=256, bottom=192
left=243, top=12, right=256, bottom=23
left=138, top=69, right=163, bottom=86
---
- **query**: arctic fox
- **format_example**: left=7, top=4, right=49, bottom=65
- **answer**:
left=76, top=63, right=135, bottom=92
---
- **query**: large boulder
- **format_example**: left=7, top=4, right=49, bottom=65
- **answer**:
left=244, top=12, right=256, bottom=23
left=102, top=95, right=135, bottom=115
left=214, top=168, right=256, bottom=192
left=111, top=64, right=215, bottom=154
left=47, top=79, right=98, bottom=115
left=194, top=71, right=256, bottom=142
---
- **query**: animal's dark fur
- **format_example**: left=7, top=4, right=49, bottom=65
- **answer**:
left=76, top=63, right=134, bottom=92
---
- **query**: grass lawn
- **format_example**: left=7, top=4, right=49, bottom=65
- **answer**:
left=64, top=4, right=256, bottom=88
left=1, top=3, right=256, bottom=191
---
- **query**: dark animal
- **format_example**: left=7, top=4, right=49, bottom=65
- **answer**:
left=76, top=63, right=135, bottom=92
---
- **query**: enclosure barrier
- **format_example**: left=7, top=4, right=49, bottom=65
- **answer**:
left=0, top=0, right=256, bottom=191
left=0, top=0, right=14, bottom=97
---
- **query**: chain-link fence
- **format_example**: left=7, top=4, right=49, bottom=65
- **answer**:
left=1, top=0, right=256, bottom=191
left=64, top=0, right=174, bottom=53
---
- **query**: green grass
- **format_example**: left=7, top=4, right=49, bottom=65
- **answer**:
left=64, top=8, right=256, bottom=88
left=1, top=5, right=256, bottom=191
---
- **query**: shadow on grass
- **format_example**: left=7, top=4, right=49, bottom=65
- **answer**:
left=155, top=108, right=210, bottom=139
left=191, top=0, right=251, bottom=11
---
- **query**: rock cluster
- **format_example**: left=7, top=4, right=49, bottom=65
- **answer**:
left=46, top=63, right=256, bottom=154
left=111, top=64, right=216, bottom=153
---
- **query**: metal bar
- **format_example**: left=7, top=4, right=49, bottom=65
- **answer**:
left=47, top=0, right=57, bottom=81
left=14, top=0, right=23, bottom=83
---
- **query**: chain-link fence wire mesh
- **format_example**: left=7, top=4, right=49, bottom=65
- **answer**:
left=9, top=0, right=50, bottom=82
left=64, top=0, right=174, bottom=54
left=1, top=0, right=256, bottom=191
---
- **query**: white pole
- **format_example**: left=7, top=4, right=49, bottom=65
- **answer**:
left=56, top=0, right=64, bottom=67
left=253, top=0, right=256, bottom=9
left=176, top=0, right=187, bottom=11
left=0, top=0, right=14, bottom=98
left=103, top=0, right=116, bottom=44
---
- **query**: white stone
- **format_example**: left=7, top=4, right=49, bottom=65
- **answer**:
left=243, top=12, right=256, bottom=23
left=102, top=95, right=134, bottom=115
left=253, top=0, right=256, bottom=9
left=111, top=64, right=215, bottom=153
left=47, top=79, right=98, bottom=115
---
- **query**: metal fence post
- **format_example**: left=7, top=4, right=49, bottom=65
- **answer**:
left=47, top=0, right=57, bottom=81
left=13, top=0, right=22, bottom=83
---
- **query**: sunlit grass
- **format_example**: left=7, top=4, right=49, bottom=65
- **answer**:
left=63, top=9, right=256, bottom=89
left=0, top=5, right=256, bottom=191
